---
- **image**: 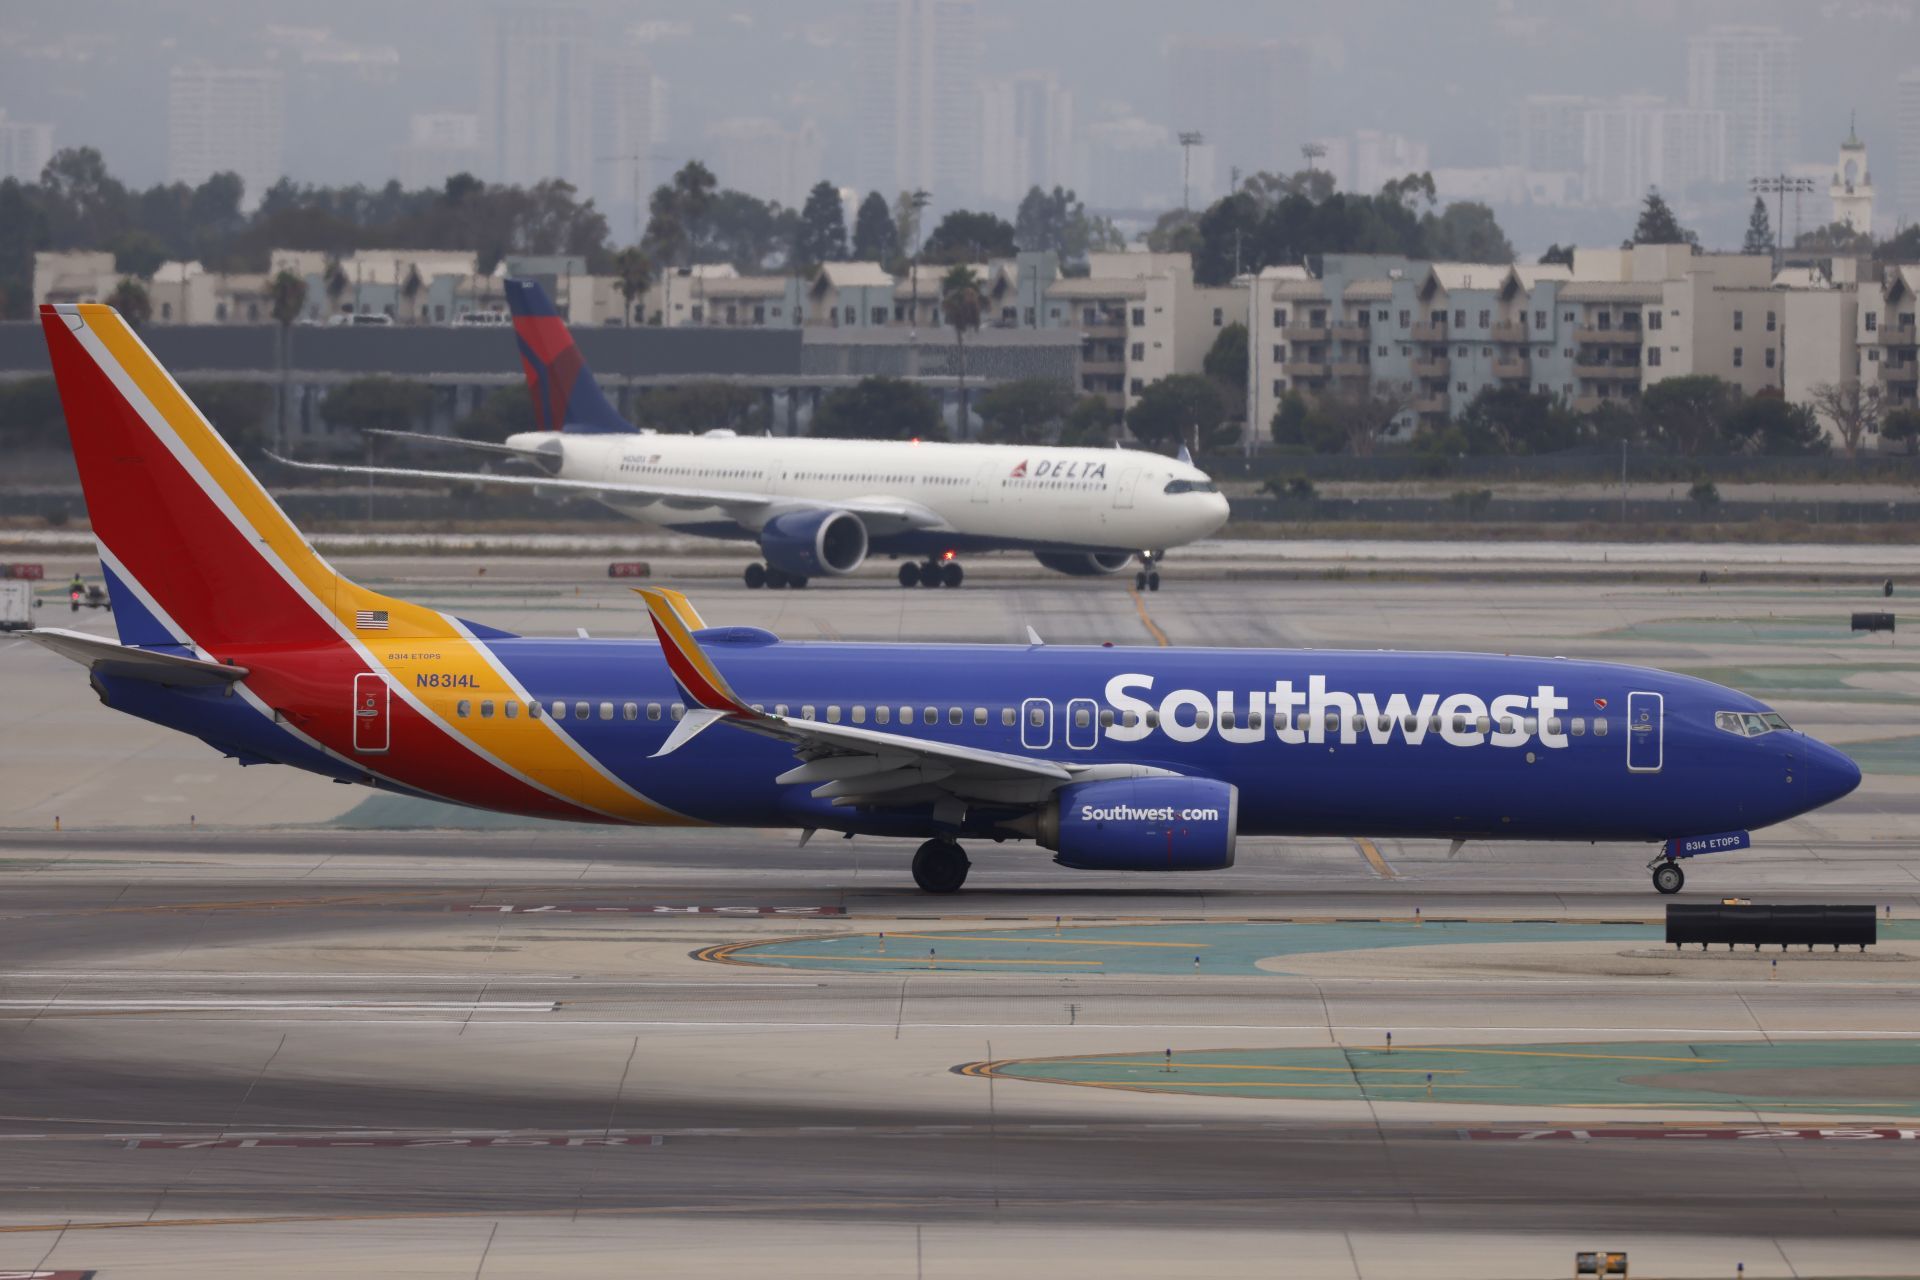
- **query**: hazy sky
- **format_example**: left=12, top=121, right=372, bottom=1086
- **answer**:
left=3, top=0, right=1914, bottom=202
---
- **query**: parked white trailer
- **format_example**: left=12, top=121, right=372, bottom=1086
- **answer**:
left=0, top=580, right=33, bottom=631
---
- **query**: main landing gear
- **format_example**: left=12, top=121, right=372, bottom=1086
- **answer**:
left=1649, top=856, right=1685, bottom=895
left=743, top=563, right=808, bottom=590
left=911, top=838, right=970, bottom=893
left=898, top=559, right=963, bottom=589
left=1134, top=550, right=1162, bottom=592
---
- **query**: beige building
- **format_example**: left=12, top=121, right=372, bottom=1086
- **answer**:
left=1860, top=265, right=1920, bottom=414
left=1042, top=252, right=1238, bottom=413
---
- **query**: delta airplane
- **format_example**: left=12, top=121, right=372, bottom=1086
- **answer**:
left=30, top=304, right=1861, bottom=894
left=274, top=279, right=1229, bottom=591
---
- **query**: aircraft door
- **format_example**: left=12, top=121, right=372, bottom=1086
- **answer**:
left=1626, top=691, right=1662, bottom=773
left=1112, top=467, right=1139, bottom=509
left=970, top=461, right=997, bottom=504
left=353, top=673, right=390, bottom=754
left=1065, top=697, right=1099, bottom=750
left=1021, top=697, right=1053, bottom=751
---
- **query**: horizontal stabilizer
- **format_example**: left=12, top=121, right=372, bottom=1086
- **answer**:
left=29, top=628, right=249, bottom=687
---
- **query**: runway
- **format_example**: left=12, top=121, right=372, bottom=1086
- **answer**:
left=3, top=567, right=1918, bottom=1275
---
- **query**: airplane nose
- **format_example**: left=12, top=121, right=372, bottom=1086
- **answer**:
left=1798, top=738, right=1862, bottom=809
left=1197, top=492, right=1230, bottom=537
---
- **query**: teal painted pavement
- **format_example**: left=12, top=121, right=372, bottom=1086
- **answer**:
left=716, top=920, right=1658, bottom=975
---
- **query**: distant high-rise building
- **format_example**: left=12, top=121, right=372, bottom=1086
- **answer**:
left=166, top=67, right=285, bottom=206
left=591, top=47, right=655, bottom=241
left=1079, top=116, right=1175, bottom=211
left=1687, top=26, right=1800, bottom=181
left=979, top=72, right=1074, bottom=205
left=1502, top=96, right=1592, bottom=175
left=393, top=112, right=483, bottom=190
left=490, top=6, right=593, bottom=188
left=0, top=110, right=53, bottom=184
left=1316, top=131, right=1430, bottom=196
left=856, top=0, right=979, bottom=204
left=1899, top=70, right=1920, bottom=225
left=1165, top=37, right=1309, bottom=182
left=1582, top=96, right=1727, bottom=207
left=705, top=117, right=824, bottom=210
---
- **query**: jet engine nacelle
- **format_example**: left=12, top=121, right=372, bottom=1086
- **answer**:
left=759, top=509, right=868, bottom=578
left=1033, top=550, right=1134, bottom=577
left=1037, top=777, right=1238, bottom=872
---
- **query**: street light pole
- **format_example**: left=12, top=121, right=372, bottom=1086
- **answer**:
left=1178, top=131, right=1205, bottom=213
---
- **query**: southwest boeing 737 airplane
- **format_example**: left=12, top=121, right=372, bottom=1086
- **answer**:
left=276, top=279, right=1228, bottom=591
left=31, top=304, right=1861, bottom=894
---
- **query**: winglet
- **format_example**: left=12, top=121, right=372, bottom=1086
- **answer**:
left=635, top=588, right=750, bottom=715
left=652, top=588, right=708, bottom=632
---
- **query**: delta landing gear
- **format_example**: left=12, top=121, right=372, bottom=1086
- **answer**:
left=911, top=838, right=970, bottom=893
left=898, top=558, right=963, bottom=589
left=1133, top=550, right=1162, bottom=592
left=743, top=563, right=807, bottom=590
left=1650, top=857, right=1685, bottom=895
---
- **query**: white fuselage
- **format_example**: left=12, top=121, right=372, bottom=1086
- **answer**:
left=505, top=432, right=1231, bottom=556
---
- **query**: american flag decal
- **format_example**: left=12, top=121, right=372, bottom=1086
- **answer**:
left=355, top=609, right=389, bottom=631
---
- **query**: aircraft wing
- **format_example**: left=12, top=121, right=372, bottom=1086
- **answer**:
left=267, top=454, right=950, bottom=530
left=637, top=589, right=1173, bottom=811
left=360, top=428, right=553, bottom=459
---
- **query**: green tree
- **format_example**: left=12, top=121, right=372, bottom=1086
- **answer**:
left=1538, top=243, right=1576, bottom=267
left=1875, top=225, right=1920, bottom=261
left=181, top=380, right=273, bottom=460
left=110, top=229, right=169, bottom=278
left=1807, top=379, right=1884, bottom=459
left=1881, top=408, right=1920, bottom=456
left=1270, top=390, right=1344, bottom=454
left=1058, top=394, right=1114, bottom=447
left=1014, top=185, right=1087, bottom=256
left=321, top=376, right=433, bottom=436
left=38, top=147, right=130, bottom=250
left=942, top=264, right=984, bottom=434
left=851, top=191, right=898, bottom=262
left=1631, top=188, right=1694, bottom=247
left=794, top=181, right=848, bottom=266
left=1741, top=196, right=1775, bottom=257
left=1451, top=385, right=1586, bottom=455
left=976, top=378, right=1074, bottom=445
left=1794, top=221, right=1874, bottom=255
left=1126, top=373, right=1232, bottom=455
left=1316, top=380, right=1416, bottom=456
left=811, top=376, right=944, bottom=440
left=1142, top=208, right=1200, bottom=254
left=1418, top=201, right=1514, bottom=263
left=612, top=246, right=652, bottom=324
left=1202, top=322, right=1248, bottom=388
left=0, top=377, right=67, bottom=449
left=922, top=209, right=1016, bottom=264
left=456, top=384, right=533, bottom=443
left=266, top=269, right=308, bottom=452
left=107, top=277, right=151, bottom=329
left=632, top=382, right=765, bottom=434
left=1639, top=374, right=1735, bottom=454
left=0, top=178, right=51, bottom=318
left=1722, top=390, right=1827, bottom=455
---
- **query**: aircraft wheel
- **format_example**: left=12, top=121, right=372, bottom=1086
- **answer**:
left=1652, top=861, right=1684, bottom=895
left=1135, top=571, right=1147, bottom=591
left=744, top=563, right=767, bottom=589
left=1147, top=571, right=1161, bottom=592
left=765, top=567, right=790, bottom=589
left=942, top=562, right=964, bottom=588
left=789, top=575, right=809, bottom=589
left=911, top=839, right=970, bottom=894
left=919, top=561, right=943, bottom=588
left=898, top=562, right=920, bottom=588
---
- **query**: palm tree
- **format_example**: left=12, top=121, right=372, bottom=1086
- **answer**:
left=941, top=264, right=982, bottom=438
left=108, top=277, right=152, bottom=330
left=613, top=246, right=653, bottom=325
left=267, top=270, right=309, bottom=454
left=400, top=264, right=424, bottom=323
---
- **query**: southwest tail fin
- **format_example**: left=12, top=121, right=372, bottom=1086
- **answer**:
left=39, top=304, right=442, bottom=654
left=634, top=588, right=751, bottom=717
left=502, top=278, right=632, bottom=435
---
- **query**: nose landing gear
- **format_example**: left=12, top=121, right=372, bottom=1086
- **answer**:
left=1133, top=550, right=1162, bottom=592
left=911, top=838, right=970, bottom=893
left=1649, top=856, right=1685, bottom=895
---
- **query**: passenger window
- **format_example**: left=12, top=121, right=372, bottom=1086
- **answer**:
left=827, top=705, right=842, bottom=723
left=1401, top=715, right=1417, bottom=732
left=1123, top=711, right=1140, bottom=728
left=973, top=708, right=987, bottom=725
left=876, top=706, right=891, bottom=724
left=622, top=702, right=637, bottom=720
left=574, top=701, right=589, bottom=720
left=752, top=704, right=765, bottom=714
left=1498, top=718, right=1514, bottom=735
left=648, top=703, right=662, bottom=721
left=1547, top=717, right=1562, bottom=736
left=670, top=703, right=685, bottom=721
left=923, top=707, right=938, bottom=725
left=1074, top=708, right=1090, bottom=728
left=852, top=706, right=867, bottom=724
left=529, top=701, right=542, bottom=720
left=1593, top=718, right=1608, bottom=737
left=457, top=699, right=471, bottom=718
left=1001, top=708, right=1015, bottom=727
left=948, top=707, right=962, bottom=725
left=900, top=706, right=912, bottom=725
left=1195, top=709, right=1212, bottom=729
left=504, top=701, right=519, bottom=719
left=1220, top=710, right=1236, bottom=729
left=1029, top=707, right=1044, bottom=727
left=1324, top=713, right=1340, bottom=732
left=802, top=705, right=816, bottom=721
left=1099, top=709, right=1114, bottom=727
left=775, top=704, right=789, bottom=717
left=480, top=700, right=494, bottom=718
left=1475, top=715, right=1490, bottom=733
left=1428, top=716, right=1440, bottom=733
left=1571, top=717, right=1585, bottom=736
left=1146, top=711, right=1161, bottom=729
left=1523, top=718, right=1538, bottom=734
left=1451, top=715, right=1468, bottom=733
left=1249, top=711, right=1263, bottom=730
left=599, top=702, right=614, bottom=721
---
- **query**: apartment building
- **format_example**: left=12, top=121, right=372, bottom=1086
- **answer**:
left=1860, top=266, right=1920, bottom=412
left=1039, top=252, right=1239, bottom=413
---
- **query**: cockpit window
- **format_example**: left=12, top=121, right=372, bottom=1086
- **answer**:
left=1715, top=710, right=1791, bottom=737
left=1163, top=479, right=1219, bottom=495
